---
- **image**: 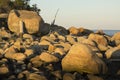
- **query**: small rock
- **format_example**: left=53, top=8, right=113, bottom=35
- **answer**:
left=58, top=35, right=65, bottom=41
left=5, top=52, right=26, bottom=61
left=8, top=75, right=16, bottom=80
left=87, top=74, right=104, bottom=80
left=39, top=40, right=55, bottom=52
left=51, top=70, right=62, bottom=79
left=32, top=60, right=43, bottom=68
left=28, top=73, right=47, bottom=80
left=0, top=49, right=4, bottom=58
left=98, top=44, right=108, bottom=51
left=49, top=33, right=57, bottom=40
left=77, top=36, right=87, bottom=43
left=13, top=39, right=22, bottom=51
left=0, top=66, right=9, bottom=75
left=23, top=34, right=34, bottom=41
left=63, top=73, right=75, bottom=80
left=0, top=28, right=11, bottom=39
left=30, top=55, right=44, bottom=68
left=117, top=70, right=120, bottom=75
left=69, top=26, right=79, bottom=35
left=60, top=42, right=71, bottom=52
left=54, top=47, right=65, bottom=56
left=66, top=35, right=76, bottom=44
left=24, top=49, right=34, bottom=57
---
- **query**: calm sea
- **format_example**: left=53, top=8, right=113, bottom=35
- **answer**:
left=93, top=30, right=120, bottom=36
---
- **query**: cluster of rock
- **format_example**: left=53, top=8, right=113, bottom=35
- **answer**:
left=0, top=10, right=120, bottom=80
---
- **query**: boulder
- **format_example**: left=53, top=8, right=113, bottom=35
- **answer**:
left=62, top=43, right=107, bottom=74
left=77, top=37, right=99, bottom=52
left=0, top=49, right=4, bottom=58
left=0, top=13, right=8, bottom=18
left=88, top=33, right=108, bottom=46
left=30, top=56, right=43, bottom=68
left=4, top=46, right=16, bottom=54
left=88, top=33, right=108, bottom=51
left=77, top=36, right=87, bottom=43
left=63, top=73, right=75, bottom=80
left=111, top=32, right=120, bottom=40
left=69, top=27, right=79, bottom=35
left=0, top=66, right=9, bottom=75
left=78, top=27, right=93, bottom=36
left=39, top=52, right=59, bottom=63
left=24, top=49, right=34, bottom=57
left=39, top=40, right=55, bottom=52
left=105, top=47, right=120, bottom=59
left=50, top=24, right=69, bottom=35
left=66, top=35, right=77, bottom=44
left=13, top=39, right=21, bottom=50
left=18, top=70, right=30, bottom=79
left=54, top=47, right=65, bottom=56
left=27, top=73, right=47, bottom=80
left=51, top=70, right=62, bottom=79
left=5, top=52, right=26, bottom=61
left=8, top=10, right=44, bottom=34
left=82, top=40, right=99, bottom=52
left=58, top=35, right=65, bottom=42
left=23, top=34, right=34, bottom=41
left=117, top=44, right=120, bottom=49
left=0, top=27, right=11, bottom=39
left=54, top=42, right=71, bottom=52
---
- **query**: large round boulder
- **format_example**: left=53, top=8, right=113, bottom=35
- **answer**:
left=8, top=10, right=44, bottom=34
left=62, top=43, right=107, bottom=74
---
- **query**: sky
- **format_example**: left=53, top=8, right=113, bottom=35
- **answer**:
left=30, top=0, right=120, bottom=30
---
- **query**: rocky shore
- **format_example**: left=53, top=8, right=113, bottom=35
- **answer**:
left=0, top=10, right=120, bottom=80
left=0, top=26, right=120, bottom=80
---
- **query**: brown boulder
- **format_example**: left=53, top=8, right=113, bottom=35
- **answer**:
left=8, top=10, right=44, bottom=34
left=62, top=43, right=107, bottom=74
left=69, top=27, right=79, bottom=35
left=88, top=33, right=108, bottom=46
left=0, top=66, right=9, bottom=75
left=105, top=47, right=120, bottom=59
left=0, top=28, right=11, bottom=39
left=28, top=73, right=47, bottom=80
left=39, top=52, right=59, bottom=63
left=66, top=35, right=77, bottom=44
left=5, top=51, right=26, bottom=61
left=88, top=33, right=108, bottom=51
left=63, top=73, right=75, bottom=80
left=78, top=27, right=93, bottom=36
left=111, top=32, right=120, bottom=40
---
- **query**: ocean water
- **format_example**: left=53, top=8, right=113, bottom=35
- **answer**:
left=93, top=30, right=120, bottom=36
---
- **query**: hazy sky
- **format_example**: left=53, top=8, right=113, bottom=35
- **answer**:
left=30, top=0, right=120, bottom=29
